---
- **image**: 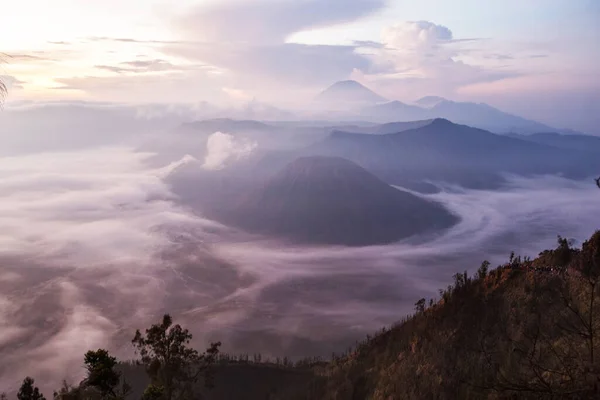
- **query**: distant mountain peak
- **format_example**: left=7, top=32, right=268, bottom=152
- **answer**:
left=333, top=80, right=368, bottom=87
left=317, top=80, right=388, bottom=105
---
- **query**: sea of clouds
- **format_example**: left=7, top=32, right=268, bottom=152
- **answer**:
left=0, top=107, right=599, bottom=394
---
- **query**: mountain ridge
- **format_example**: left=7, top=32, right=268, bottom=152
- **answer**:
left=306, top=118, right=600, bottom=189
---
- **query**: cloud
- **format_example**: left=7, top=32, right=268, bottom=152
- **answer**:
left=194, top=174, right=600, bottom=362
left=202, top=131, right=257, bottom=170
left=1, top=136, right=599, bottom=394
left=457, top=75, right=600, bottom=134
left=5, top=48, right=80, bottom=66
left=163, top=17, right=516, bottom=103
left=85, top=36, right=181, bottom=45
left=4, top=53, right=56, bottom=62
left=94, top=59, right=202, bottom=74
left=362, top=21, right=458, bottom=77
left=94, top=65, right=131, bottom=74
left=0, top=75, right=25, bottom=90
left=166, top=42, right=369, bottom=97
left=483, top=53, right=515, bottom=60
left=381, top=21, right=453, bottom=50
left=53, top=71, right=227, bottom=103
left=222, top=87, right=253, bottom=102
left=351, top=21, right=519, bottom=99
left=176, top=0, right=387, bottom=44
left=160, top=0, right=385, bottom=102
left=0, top=102, right=187, bottom=156
left=0, top=145, right=230, bottom=392
left=0, top=148, right=222, bottom=266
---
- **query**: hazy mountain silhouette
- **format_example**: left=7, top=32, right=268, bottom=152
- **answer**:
left=316, top=80, right=388, bottom=106
left=506, top=131, right=600, bottom=154
left=368, top=119, right=435, bottom=134
left=359, top=100, right=429, bottom=122
left=206, top=156, right=458, bottom=246
left=350, top=94, right=559, bottom=134
left=305, top=118, right=600, bottom=189
left=428, top=99, right=555, bottom=133
left=414, top=96, right=447, bottom=108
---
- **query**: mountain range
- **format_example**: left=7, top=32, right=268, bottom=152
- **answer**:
left=313, top=80, right=580, bottom=135
left=165, top=113, right=600, bottom=246
left=168, top=117, right=600, bottom=238
left=506, top=131, right=600, bottom=154
left=301, top=118, right=600, bottom=189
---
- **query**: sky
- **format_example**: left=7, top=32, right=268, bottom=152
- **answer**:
left=1, top=0, right=599, bottom=132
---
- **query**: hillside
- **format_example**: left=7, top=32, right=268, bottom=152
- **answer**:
left=284, top=230, right=600, bottom=399
left=115, top=361, right=318, bottom=400
left=205, top=156, right=458, bottom=246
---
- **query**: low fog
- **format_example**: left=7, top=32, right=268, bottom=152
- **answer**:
left=1, top=104, right=599, bottom=394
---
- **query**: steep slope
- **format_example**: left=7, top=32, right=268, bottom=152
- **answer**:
left=117, top=362, right=317, bottom=400
left=206, top=156, right=458, bottom=246
left=284, top=231, right=600, bottom=400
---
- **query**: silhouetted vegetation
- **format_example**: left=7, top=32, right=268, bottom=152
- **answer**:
left=131, top=314, right=221, bottom=400
left=83, top=349, right=131, bottom=399
left=22, top=315, right=220, bottom=400
left=2, top=230, right=600, bottom=399
left=17, top=378, right=45, bottom=400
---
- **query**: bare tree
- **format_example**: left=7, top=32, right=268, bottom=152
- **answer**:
left=0, top=53, right=7, bottom=106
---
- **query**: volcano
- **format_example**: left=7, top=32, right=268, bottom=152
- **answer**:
left=316, top=80, right=388, bottom=106
left=208, top=156, right=458, bottom=246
